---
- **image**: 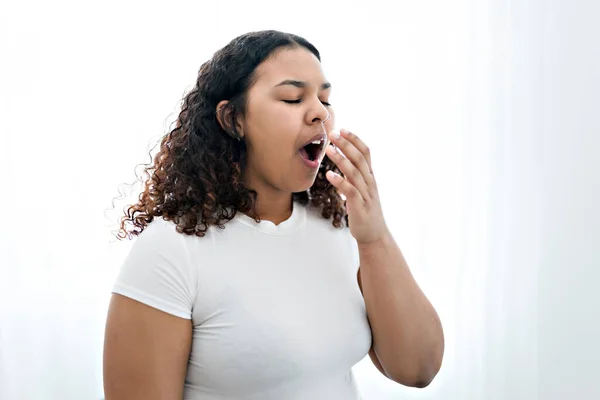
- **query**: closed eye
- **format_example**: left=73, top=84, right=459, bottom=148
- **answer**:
left=283, top=99, right=332, bottom=106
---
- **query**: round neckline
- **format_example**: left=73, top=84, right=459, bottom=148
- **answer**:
left=234, top=201, right=306, bottom=235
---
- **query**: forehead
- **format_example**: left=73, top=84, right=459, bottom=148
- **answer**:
left=253, top=47, right=326, bottom=86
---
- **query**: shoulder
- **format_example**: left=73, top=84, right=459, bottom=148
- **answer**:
left=302, top=204, right=360, bottom=272
left=304, top=204, right=350, bottom=232
left=136, top=217, right=205, bottom=245
left=125, top=217, right=204, bottom=262
left=304, top=204, right=357, bottom=247
left=113, top=217, right=199, bottom=321
left=136, top=216, right=178, bottom=238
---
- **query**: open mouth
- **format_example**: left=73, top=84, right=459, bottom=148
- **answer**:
left=299, top=137, right=325, bottom=162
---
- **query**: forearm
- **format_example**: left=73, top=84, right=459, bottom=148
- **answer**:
left=358, top=231, right=444, bottom=386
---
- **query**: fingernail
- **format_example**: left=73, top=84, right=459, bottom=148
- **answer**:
left=326, top=170, right=340, bottom=180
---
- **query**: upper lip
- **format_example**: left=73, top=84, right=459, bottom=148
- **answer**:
left=299, top=132, right=328, bottom=149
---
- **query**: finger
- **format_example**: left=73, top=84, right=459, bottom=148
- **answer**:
left=330, top=130, right=373, bottom=185
left=325, top=145, right=370, bottom=201
left=328, top=133, right=374, bottom=198
left=325, top=170, right=364, bottom=204
left=340, top=129, right=373, bottom=174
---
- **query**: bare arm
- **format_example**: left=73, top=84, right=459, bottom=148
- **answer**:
left=324, top=128, right=444, bottom=386
left=103, top=294, right=192, bottom=400
left=358, top=233, right=444, bottom=387
left=357, top=269, right=392, bottom=380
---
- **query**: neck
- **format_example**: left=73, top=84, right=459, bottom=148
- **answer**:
left=243, top=175, right=293, bottom=226
left=252, top=193, right=293, bottom=225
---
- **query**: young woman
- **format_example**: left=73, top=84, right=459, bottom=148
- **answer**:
left=103, top=30, right=444, bottom=400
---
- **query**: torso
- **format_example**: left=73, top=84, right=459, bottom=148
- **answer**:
left=161, top=203, right=371, bottom=399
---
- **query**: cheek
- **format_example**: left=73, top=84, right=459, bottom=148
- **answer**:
left=259, top=105, right=302, bottom=144
left=272, top=105, right=302, bottom=132
left=247, top=107, right=299, bottom=159
left=249, top=101, right=299, bottom=133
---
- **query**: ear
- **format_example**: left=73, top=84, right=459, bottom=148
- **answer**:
left=216, top=100, right=245, bottom=139
left=215, top=100, right=231, bottom=131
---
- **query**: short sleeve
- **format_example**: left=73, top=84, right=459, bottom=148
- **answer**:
left=112, top=218, right=197, bottom=319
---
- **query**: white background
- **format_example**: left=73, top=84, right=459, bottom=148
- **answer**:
left=1, top=0, right=599, bottom=399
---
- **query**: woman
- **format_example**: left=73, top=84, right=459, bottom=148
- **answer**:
left=103, top=30, right=444, bottom=399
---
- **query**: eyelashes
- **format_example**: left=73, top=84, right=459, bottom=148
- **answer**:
left=283, top=99, right=332, bottom=107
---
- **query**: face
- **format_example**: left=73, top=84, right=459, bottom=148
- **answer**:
left=237, top=47, right=335, bottom=195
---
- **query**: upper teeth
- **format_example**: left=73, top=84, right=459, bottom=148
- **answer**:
left=312, top=140, right=321, bottom=144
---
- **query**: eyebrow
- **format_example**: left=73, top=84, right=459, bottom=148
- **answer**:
left=275, top=80, right=331, bottom=90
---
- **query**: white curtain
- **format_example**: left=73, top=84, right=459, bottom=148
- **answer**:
left=1, top=1, right=598, bottom=399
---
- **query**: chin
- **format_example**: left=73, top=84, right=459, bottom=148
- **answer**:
left=280, top=154, right=325, bottom=194
left=290, top=172, right=319, bottom=194
left=291, top=180, right=316, bottom=194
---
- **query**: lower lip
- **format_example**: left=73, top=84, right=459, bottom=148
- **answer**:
left=298, top=151, right=320, bottom=169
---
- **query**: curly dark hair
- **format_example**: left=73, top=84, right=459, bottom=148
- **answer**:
left=114, top=30, right=347, bottom=240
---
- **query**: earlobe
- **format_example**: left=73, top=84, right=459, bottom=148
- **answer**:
left=235, top=118, right=245, bottom=140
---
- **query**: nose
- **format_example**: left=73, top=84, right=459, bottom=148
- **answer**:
left=307, top=99, right=330, bottom=125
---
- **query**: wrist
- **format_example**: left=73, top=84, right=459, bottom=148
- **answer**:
left=357, top=229, right=394, bottom=251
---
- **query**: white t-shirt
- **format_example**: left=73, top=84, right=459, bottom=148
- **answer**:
left=112, top=201, right=372, bottom=400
